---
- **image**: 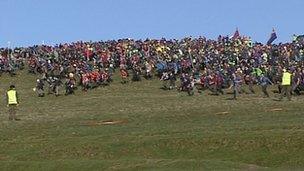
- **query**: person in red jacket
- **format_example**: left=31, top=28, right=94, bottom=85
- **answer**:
left=120, top=69, right=129, bottom=84
left=82, top=73, right=90, bottom=91
left=215, top=72, right=224, bottom=95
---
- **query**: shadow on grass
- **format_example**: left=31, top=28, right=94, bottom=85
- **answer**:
left=225, top=97, right=236, bottom=100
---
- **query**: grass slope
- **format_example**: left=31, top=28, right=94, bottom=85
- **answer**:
left=0, top=71, right=304, bottom=170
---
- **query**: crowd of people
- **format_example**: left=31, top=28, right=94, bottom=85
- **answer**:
left=1, top=32, right=304, bottom=100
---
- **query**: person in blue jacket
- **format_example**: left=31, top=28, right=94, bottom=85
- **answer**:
left=259, top=73, right=273, bottom=97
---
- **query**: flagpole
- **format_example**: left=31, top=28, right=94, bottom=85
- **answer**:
left=188, top=47, right=194, bottom=69
left=7, top=41, right=11, bottom=59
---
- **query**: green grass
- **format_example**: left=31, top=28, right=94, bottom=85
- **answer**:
left=1, top=70, right=304, bottom=170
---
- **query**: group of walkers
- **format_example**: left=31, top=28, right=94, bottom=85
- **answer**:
left=0, top=32, right=304, bottom=100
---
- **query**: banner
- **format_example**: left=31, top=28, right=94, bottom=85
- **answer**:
left=267, top=29, right=277, bottom=45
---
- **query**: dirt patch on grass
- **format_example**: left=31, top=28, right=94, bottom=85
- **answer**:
left=0, top=155, right=8, bottom=160
left=267, top=108, right=283, bottom=112
left=215, top=111, right=230, bottom=115
left=81, top=119, right=128, bottom=126
left=241, top=163, right=268, bottom=171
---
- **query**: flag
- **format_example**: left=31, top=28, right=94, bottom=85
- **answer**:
left=267, top=29, right=277, bottom=45
left=232, top=28, right=240, bottom=40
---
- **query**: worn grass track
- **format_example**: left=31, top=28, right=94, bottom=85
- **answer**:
left=0, top=70, right=304, bottom=170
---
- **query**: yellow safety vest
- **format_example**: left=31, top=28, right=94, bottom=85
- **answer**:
left=7, top=90, right=18, bottom=105
left=282, top=72, right=292, bottom=86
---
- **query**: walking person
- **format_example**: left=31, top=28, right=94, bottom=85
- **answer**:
left=215, top=72, right=224, bottom=95
left=120, top=68, right=129, bottom=84
left=6, top=85, right=20, bottom=121
left=230, top=72, right=243, bottom=100
left=291, top=71, right=301, bottom=95
left=168, top=70, right=176, bottom=90
left=245, top=73, right=256, bottom=94
left=35, top=79, right=45, bottom=97
left=65, top=73, right=76, bottom=96
left=279, top=69, right=292, bottom=101
left=160, top=69, right=169, bottom=89
left=259, top=74, right=273, bottom=98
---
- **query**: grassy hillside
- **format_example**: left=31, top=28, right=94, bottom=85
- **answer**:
left=0, top=71, right=304, bottom=170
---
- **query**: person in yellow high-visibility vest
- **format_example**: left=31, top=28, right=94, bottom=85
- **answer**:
left=280, top=69, right=292, bottom=101
left=6, top=85, right=19, bottom=120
